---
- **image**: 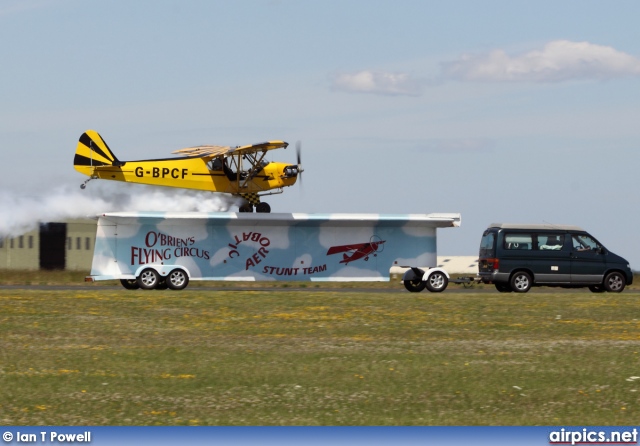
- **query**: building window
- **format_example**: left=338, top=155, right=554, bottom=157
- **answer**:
left=0, top=238, right=3, bottom=249
left=19, top=236, right=24, bottom=249
left=10, top=238, right=14, bottom=249
left=28, top=235, right=34, bottom=249
left=85, top=237, right=91, bottom=250
left=67, top=237, right=72, bottom=250
left=76, top=237, right=81, bottom=250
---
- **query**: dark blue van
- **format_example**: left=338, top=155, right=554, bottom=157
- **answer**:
left=478, top=223, right=633, bottom=293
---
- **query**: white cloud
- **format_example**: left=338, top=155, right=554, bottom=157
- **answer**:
left=331, top=70, right=421, bottom=96
left=442, top=40, right=640, bottom=83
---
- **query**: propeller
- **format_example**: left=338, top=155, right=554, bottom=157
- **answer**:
left=295, top=141, right=303, bottom=187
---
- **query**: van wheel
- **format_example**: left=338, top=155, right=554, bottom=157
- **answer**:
left=137, top=268, right=159, bottom=290
left=495, top=283, right=512, bottom=293
left=510, top=271, right=532, bottom=293
left=167, top=269, right=189, bottom=290
left=120, top=279, right=140, bottom=290
left=603, top=272, right=626, bottom=293
left=425, top=271, right=448, bottom=292
left=404, top=279, right=426, bottom=292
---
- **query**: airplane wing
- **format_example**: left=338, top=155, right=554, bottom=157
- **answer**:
left=172, top=141, right=288, bottom=158
left=171, top=145, right=231, bottom=157
left=326, top=243, right=369, bottom=256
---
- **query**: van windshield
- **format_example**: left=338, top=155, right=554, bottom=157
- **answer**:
left=479, top=231, right=495, bottom=258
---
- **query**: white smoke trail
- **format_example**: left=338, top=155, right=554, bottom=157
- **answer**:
left=0, top=183, right=239, bottom=238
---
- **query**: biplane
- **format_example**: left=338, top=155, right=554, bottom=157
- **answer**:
left=73, top=130, right=302, bottom=212
left=326, top=236, right=386, bottom=264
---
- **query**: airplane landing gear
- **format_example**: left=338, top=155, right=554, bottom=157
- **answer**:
left=256, top=202, right=271, bottom=213
left=80, top=176, right=97, bottom=189
left=239, top=202, right=271, bottom=213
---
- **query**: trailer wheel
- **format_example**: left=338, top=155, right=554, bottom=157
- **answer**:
left=120, top=279, right=140, bottom=290
left=425, top=271, right=448, bottom=292
left=167, top=269, right=189, bottom=290
left=404, top=278, right=426, bottom=292
left=137, top=268, right=160, bottom=290
left=156, top=279, right=168, bottom=290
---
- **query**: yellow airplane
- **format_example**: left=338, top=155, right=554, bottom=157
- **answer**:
left=73, top=130, right=302, bottom=212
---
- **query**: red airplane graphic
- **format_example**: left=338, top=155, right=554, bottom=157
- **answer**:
left=326, top=236, right=386, bottom=264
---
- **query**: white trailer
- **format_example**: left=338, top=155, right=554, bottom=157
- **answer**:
left=86, top=212, right=461, bottom=291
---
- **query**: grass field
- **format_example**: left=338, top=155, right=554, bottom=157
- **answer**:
left=2, top=271, right=640, bottom=425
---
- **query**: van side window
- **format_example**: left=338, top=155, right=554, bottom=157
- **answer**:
left=504, top=233, right=532, bottom=250
left=572, top=234, right=599, bottom=252
left=539, top=234, right=565, bottom=250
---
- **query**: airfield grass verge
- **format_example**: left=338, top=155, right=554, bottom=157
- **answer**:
left=0, top=269, right=486, bottom=291
left=2, top=286, right=640, bottom=425
left=0, top=269, right=400, bottom=290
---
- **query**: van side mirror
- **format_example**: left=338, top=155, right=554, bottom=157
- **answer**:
left=596, top=247, right=606, bottom=255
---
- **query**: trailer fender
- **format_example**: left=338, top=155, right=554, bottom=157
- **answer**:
left=134, top=265, right=191, bottom=280
left=401, top=267, right=450, bottom=282
left=423, top=267, right=450, bottom=281
left=421, top=268, right=450, bottom=292
left=402, top=267, right=425, bottom=282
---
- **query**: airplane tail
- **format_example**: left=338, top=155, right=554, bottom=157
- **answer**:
left=74, top=130, right=123, bottom=176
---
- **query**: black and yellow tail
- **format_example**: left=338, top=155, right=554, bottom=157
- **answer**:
left=73, top=130, right=123, bottom=177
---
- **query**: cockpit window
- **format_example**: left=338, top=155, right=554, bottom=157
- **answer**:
left=208, top=158, right=224, bottom=171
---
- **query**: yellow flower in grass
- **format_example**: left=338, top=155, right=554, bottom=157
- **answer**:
left=159, top=373, right=196, bottom=379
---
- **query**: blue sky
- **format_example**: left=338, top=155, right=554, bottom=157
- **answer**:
left=1, top=0, right=639, bottom=267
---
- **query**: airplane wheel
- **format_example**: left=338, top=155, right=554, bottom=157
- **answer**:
left=256, top=202, right=271, bottom=213
left=239, top=203, right=253, bottom=213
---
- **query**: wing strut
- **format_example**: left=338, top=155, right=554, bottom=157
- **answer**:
left=239, top=150, right=269, bottom=189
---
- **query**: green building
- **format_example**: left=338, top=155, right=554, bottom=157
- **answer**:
left=0, top=219, right=97, bottom=271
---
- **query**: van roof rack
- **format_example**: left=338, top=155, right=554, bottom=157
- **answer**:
left=489, top=223, right=585, bottom=231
